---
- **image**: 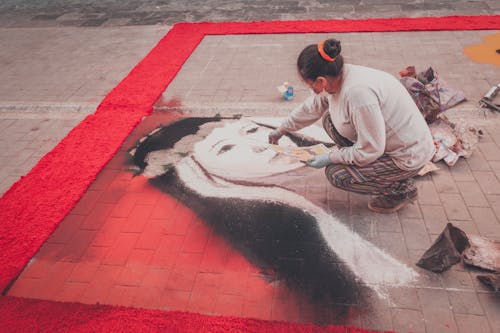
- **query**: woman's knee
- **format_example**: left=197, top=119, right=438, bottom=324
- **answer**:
left=325, top=164, right=352, bottom=189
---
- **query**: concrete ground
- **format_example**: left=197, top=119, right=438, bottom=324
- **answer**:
left=0, top=0, right=499, bottom=28
left=0, top=2, right=499, bottom=333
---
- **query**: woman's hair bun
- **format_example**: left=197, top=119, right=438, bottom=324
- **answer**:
left=324, top=39, right=341, bottom=58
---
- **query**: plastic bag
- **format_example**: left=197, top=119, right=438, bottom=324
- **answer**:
left=400, top=66, right=466, bottom=123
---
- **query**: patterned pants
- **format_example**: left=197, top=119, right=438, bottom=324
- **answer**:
left=322, top=114, right=421, bottom=197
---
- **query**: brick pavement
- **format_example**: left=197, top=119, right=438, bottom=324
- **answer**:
left=5, top=31, right=500, bottom=332
left=0, top=0, right=498, bottom=28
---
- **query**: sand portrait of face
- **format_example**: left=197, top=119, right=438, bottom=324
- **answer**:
left=129, top=116, right=419, bottom=313
left=139, top=117, right=329, bottom=181
left=192, top=120, right=305, bottom=180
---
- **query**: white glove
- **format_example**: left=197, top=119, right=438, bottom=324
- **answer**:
left=305, top=153, right=332, bottom=168
left=268, top=129, right=284, bottom=144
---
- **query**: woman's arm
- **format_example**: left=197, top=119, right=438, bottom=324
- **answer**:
left=280, top=94, right=329, bottom=132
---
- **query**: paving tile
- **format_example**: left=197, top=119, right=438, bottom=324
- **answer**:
left=219, top=271, right=250, bottom=297
left=244, top=275, right=276, bottom=303
left=486, top=194, right=500, bottom=221
left=448, top=290, right=484, bottom=315
left=466, top=150, right=491, bottom=172
left=389, top=286, right=420, bottom=310
left=68, top=261, right=100, bottom=283
left=105, top=285, right=138, bottom=307
left=420, top=204, right=450, bottom=234
left=80, top=265, right=123, bottom=304
left=96, top=188, right=126, bottom=204
left=398, top=201, right=422, bottom=219
left=7, top=277, right=44, bottom=298
left=33, top=261, right=76, bottom=300
left=440, top=270, right=475, bottom=291
left=60, top=230, right=97, bottom=262
left=134, top=221, right=164, bottom=250
left=46, top=214, right=85, bottom=244
left=468, top=207, right=500, bottom=238
left=53, top=281, right=88, bottom=302
left=271, top=297, right=302, bottom=323
left=126, top=249, right=154, bottom=267
left=71, top=190, right=102, bottom=216
left=132, top=286, right=164, bottom=310
left=417, top=288, right=459, bottom=333
left=87, top=169, right=120, bottom=191
left=122, top=204, right=154, bottom=233
left=401, top=218, right=431, bottom=251
left=473, top=171, right=500, bottom=195
left=102, top=232, right=139, bottom=266
left=377, top=232, right=409, bottom=261
left=478, top=141, right=500, bottom=161
left=21, top=259, right=56, bottom=279
left=110, top=193, right=139, bottom=218
left=224, top=250, right=253, bottom=273
left=199, top=235, right=232, bottom=274
left=161, top=289, right=191, bottom=312
left=449, top=158, right=475, bottom=182
left=359, top=302, right=394, bottom=332
left=140, top=267, right=170, bottom=288
left=242, top=300, right=273, bottom=321
left=489, top=160, right=500, bottom=180
left=188, top=286, right=218, bottom=314
left=80, top=203, right=115, bottom=230
left=116, top=265, right=148, bottom=287
left=477, top=293, right=500, bottom=332
left=455, top=314, right=493, bottom=333
left=456, top=181, right=490, bottom=207
left=391, top=308, right=426, bottom=333
left=180, top=220, right=211, bottom=254
left=133, top=187, right=162, bottom=205
left=432, top=167, right=459, bottom=193
left=439, top=193, right=472, bottom=221
left=416, top=177, right=441, bottom=206
left=35, top=242, right=65, bottom=261
left=166, top=268, right=198, bottom=292
left=372, top=212, right=402, bottom=233
left=150, top=196, right=178, bottom=219
left=80, top=245, right=111, bottom=263
left=91, top=217, right=125, bottom=247
left=150, top=235, right=184, bottom=269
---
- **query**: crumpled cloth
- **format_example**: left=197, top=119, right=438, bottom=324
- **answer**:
left=428, top=117, right=483, bottom=166
left=463, top=235, right=500, bottom=272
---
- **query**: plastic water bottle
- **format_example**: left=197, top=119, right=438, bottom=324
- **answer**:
left=284, top=85, right=294, bottom=101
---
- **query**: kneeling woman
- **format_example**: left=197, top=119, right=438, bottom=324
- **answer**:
left=269, top=39, right=435, bottom=214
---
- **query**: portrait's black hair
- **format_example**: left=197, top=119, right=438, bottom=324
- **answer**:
left=297, top=38, right=344, bottom=81
left=127, top=117, right=366, bottom=321
left=151, top=169, right=363, bottom=316
left=131, top=117, right=222, bottom=170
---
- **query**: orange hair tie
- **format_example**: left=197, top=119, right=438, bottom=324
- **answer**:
left=317, top=40, right=336, bottom=62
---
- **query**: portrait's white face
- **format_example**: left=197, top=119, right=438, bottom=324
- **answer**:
left=193, top=119, right=304, bottom=180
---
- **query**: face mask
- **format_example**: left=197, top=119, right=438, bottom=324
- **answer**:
left=310, top=88, right=330, bottom=98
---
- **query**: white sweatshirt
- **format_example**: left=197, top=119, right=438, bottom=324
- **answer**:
left=280, top=64, right=435, bottom=171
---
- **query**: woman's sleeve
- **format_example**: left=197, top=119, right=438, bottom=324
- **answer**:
left=329, top=87, right=386, bottom=166
left=280, top=95, right=328, bottom=132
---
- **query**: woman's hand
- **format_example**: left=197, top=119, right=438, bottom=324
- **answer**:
left=305, top=153, right=332, bottom=168
left=268, top=129, right=284, bottom=144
